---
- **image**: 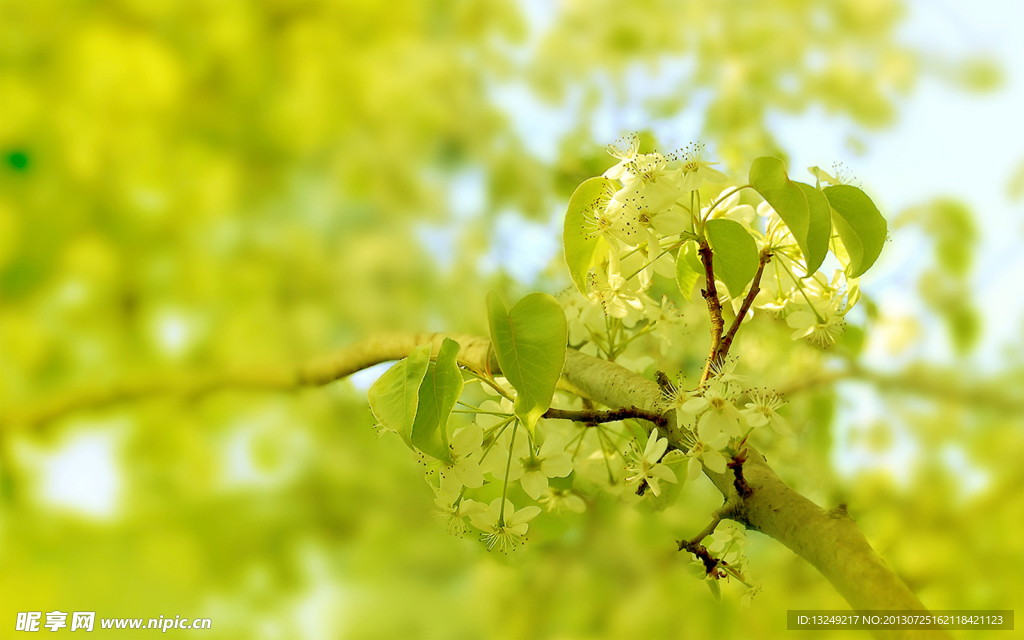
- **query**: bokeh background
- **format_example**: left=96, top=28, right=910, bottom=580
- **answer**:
left=1, top=0, right=1022, bottom=638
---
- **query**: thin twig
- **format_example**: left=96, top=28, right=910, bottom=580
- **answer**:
left=697, top=240, right=724, bottom=386
left=682, top=498, right=742, bottom=550
left=715, top=250, right=772, bottom=361
left=543, top=406, right=667, bottom=428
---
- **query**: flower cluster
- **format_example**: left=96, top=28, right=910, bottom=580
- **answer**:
left=686, top=524, right=759, bottom=605
left=372, top=138, right=880, bottom=610
left=663, top=359, right=790, bottom=481
left=574, top=134, right=863, bottom=350
left=420, top=370, right=784, bottom=553
left=424, top=387, right=588, bottom=552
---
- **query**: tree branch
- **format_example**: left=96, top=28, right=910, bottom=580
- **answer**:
left=1, top=332, right=494, bottom=431
left=697, top=240, right=725, bottom=386
left=682, top=498, right=742, bottom=549
left=700, top=450, right=946, bottom=638
left=543, top=406, right=667, bottom=427
left=0, top=332, right=950, bottom=637
left=715, top=250, right=771, bottom=360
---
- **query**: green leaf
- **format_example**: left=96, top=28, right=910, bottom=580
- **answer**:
left=750, top=157, right=808, bottom=237
left=705, top=218, right=758, bottom=297
left=794, top=182, right=832, bottom=274
left=823, top=185, right=887, bottom=277
left=750, top=157, right=829, bottom=273
left=563, top=177, right=612, bottom=295
left=675, top=240, right=702, bottom=301
left=410, top=338, right=463, bottom=462
left=367, top=344, right=431, bottom=449
left=486, top=292, right=567, bottom=435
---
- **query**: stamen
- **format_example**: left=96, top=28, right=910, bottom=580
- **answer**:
left=606, top=132, right=640, bottom=160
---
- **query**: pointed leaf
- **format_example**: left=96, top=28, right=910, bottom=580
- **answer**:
left=367, top=344, right=431, bottom=449
left=487, top=292, right=567, bottom=435
left=411, top=338, right=462, bottom=462
left=563, top=177, right=612, bottom=295
left=823, top=185, right=887, bottom=277
left=675, top=240, right=702, bottom=301
left=705, top=218, right=758, bottom=298
left=794, top=182, right=832, bottom=274
left=750, top=157, right=828, bottom=272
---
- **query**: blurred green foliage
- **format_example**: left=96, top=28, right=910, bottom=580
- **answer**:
left=1, top=0, right=1021, bottom=638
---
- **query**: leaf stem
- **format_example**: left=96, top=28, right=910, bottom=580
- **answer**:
left=498, top=419, right=520, bottom=526
left=463, top=368, right=515, bottom=401
left=595, top=426, right=618, bottom=484
left=778, top=258, right=825, bottom=323
left=715, top=250, right=772, bottom=361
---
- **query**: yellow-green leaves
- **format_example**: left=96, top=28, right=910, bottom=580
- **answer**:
left=563, top=177, right=612, bottom=295
left=705, top=219, right=758, bottom=297
left=486, top=292, right=567, bottom=435
left=367, top=344, right=431, bottom=449
left=795, top=182, right=832, bottom=274
left=367, top=339, right=464, bottom=461
left=752, top=157, right=885, bottom=277
left=750, top=156, right=808, bottom=236
left=675, top=241, right=703, bottom=301
left=410, top=338, right=463, bottom=462
left=823, top=185, right=887, bottom=278
left=750, top=157, right=830, bottom=274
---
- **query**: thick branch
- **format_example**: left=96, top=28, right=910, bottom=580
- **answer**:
left=0, top=331, right=948, bottom=637
left=1, top=332, right=494, bottom=431
left=547, top=346, right=945, bottom=638
left=703, top=451, right=945, bottom=638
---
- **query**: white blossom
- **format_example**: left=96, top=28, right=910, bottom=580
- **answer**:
left=676, top=142, right=728, bottom=191
left=468, top=498, right=541, bottom=553
left=624, top=428, right=678, bottom=496
left=742, top=390, right=791, bottom=435
left=518, top=435, right=574, bottom=499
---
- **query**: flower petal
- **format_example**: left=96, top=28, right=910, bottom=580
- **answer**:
left=539, top=435, right=566, bottom=458
left=520, top=471, right=548, bottom=500
left=647, top=478, right=662, bottom=496
left=687, top=456, right=703, bottom=481
left=541, top=453, right=574, bottom=478
left=508, top=505, right=542, bottom=526
left=644, top=429, right=663, bottom=457
left=697, top=412, right=724, bottom=442
left=708, top=431, right=730, bottom=449
left=786, top=310, right=815, bottom=331
left=701, top=165, right=728, bottom=183
left=651, top=464, right=677, bottom=484
left=678, top=171, right=702, bottom=192
left=452, top=424, right=483, bottom=455
left=565, top=494, right=586, bottom=513
left=455, top=460, right=485, bottom=488
left=702, top=449, right=728, bottom=474
left=770, top=416, right=793, bottom=436
left=745, top=410, right=769, bottom=428
left=681, top=397, right=709, bottom=414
